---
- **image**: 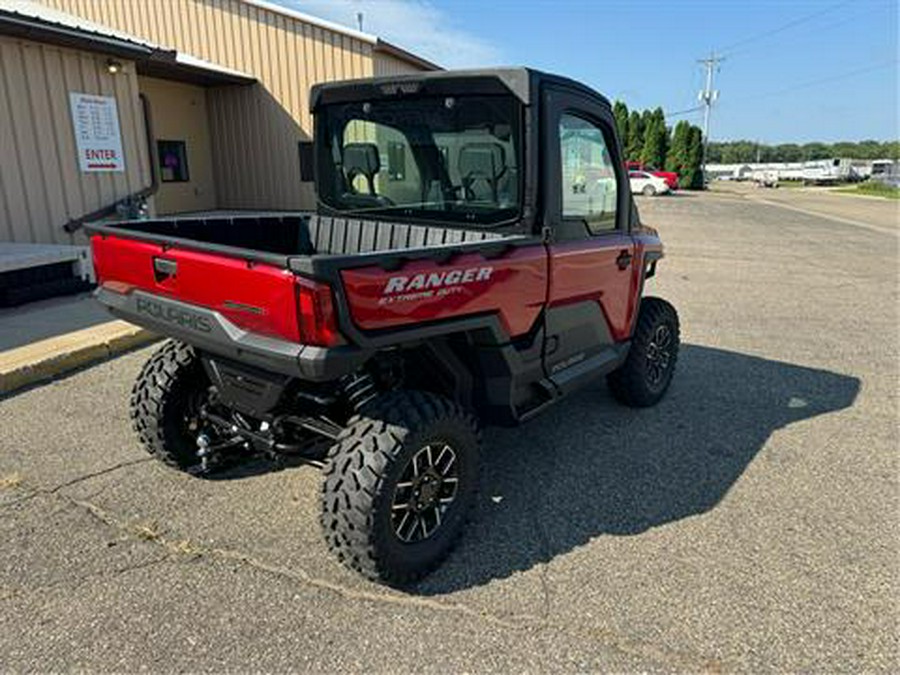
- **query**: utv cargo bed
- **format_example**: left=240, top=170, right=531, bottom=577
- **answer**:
left=87, top=213, right=513, bottom=267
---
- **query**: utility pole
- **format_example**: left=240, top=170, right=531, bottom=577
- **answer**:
left=697, top=51, right=724, bottom=182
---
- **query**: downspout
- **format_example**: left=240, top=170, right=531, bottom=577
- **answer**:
left=64, top=92, right=159, bottom=233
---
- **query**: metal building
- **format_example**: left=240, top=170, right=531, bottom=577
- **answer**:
left=0, top=0, right=436, bottom=254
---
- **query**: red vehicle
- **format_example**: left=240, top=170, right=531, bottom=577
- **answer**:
left=89, top=68, right=680, bottom=585
left=625, top=160, right=680, bottom=189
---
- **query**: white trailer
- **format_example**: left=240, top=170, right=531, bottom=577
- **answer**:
left=801, top=158, right=854, bottom=184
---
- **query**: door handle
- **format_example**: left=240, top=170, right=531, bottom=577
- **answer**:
left=616, top=250, right=633, bottom=270
left=153, top=257, right=177, bottom=283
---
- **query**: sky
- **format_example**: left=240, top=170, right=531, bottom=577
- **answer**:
left=285, top=0, right=899, bottom=144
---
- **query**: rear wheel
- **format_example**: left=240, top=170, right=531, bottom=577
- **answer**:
left=130, top=339, right=209, bottom=470
left=320, top=390, right=480, bottom=585
left=608, top=297, right=679, bottom=407
left=642, top=184, right=657, bottom=196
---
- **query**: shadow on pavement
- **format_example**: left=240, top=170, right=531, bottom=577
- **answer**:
left=0, top=292, right=109, bottom=352
left=415, top=344, right=860, bottom=594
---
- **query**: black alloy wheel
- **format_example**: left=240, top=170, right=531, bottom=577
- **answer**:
left=390, top=442, right=459, bottom=543
left=645, top=323, right=674, bottom=391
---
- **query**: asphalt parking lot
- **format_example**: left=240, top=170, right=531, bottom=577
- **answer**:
left=1, top=188, right=897, bottom=671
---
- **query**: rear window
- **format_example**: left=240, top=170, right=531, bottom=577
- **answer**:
left=315, top=95, right=522, bottom=226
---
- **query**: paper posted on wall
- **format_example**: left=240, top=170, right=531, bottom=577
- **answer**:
left=69, top=92, right=125, bottom=173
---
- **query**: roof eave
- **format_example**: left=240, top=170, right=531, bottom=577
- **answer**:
left=137, top=55, right=255, bottom=87
left=374, top=39, right=442, bottom=71
left=0, top=10, right=153, bottom=58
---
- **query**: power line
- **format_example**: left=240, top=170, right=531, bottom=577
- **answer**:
left=718, top=0, right=853, bottom=58
left=724, top=59, right=899, bottom=104
left=667, top=105, right=704, bottom=118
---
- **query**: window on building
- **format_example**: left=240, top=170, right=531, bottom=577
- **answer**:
left=559, top=114, right=617, bottom=234
left=158, top=140, right=189, bottom=183
left=298, top=141, right=315, bottom=181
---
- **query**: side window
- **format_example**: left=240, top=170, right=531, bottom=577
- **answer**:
left=559, top=114, right=617, bottom=233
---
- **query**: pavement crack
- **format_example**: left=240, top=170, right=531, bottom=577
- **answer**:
left=67, top=496, right=527, bottom=630
left=209, top=548, right=528, bottom=629
left=1, top=555, right=171, bottom=602
left=61, top=496, right=727, bottom=671
left=537, top=563, right=551, bottom=621
left=0, top=490, right=41, bottom=512
left=0, top=458, right=152, bottom=513
left=45, top=457, right=153, bottom=494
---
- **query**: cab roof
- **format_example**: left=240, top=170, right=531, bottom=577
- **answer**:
left=310, top=67, right=611, bottom=111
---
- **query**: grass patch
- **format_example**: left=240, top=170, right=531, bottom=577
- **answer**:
left=835, top=181, right=900, bottom=199
left=0, top=473, right=23, bottom=489
left=134, top=522, right=164, bottom=541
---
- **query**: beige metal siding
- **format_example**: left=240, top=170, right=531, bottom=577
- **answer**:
left=46, top=0, right=383, bottom=210
left=374, top=52, right=426, bottom=77
left=139, top=77, right=217, bottom=214
left=206, top=83, right=316, bottom=209
left=0, top=35, right=149, bottom=244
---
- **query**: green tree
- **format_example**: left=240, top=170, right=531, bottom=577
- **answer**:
left=774, top=143, right=803, bottom=162
left=705, top=140, right=724, bottom=164
left=625, top=110, right=644, bottom=161
left=684, top=125, right=705, bottom=189
left=881, top=141, right=900, bottom=159
left=831, top=142, right=858, bottom=158
left=801, top=142, right=831, bottom=160
left=666, top=121, right=692, bottom=174
left=613, top=100, right=629, bottom=149
left=640, top=107, right=667, bottom=169
left=692, top=138, right=899, bottom=163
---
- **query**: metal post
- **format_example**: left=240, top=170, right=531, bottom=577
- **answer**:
left=697, top=52, right=724, bottom=185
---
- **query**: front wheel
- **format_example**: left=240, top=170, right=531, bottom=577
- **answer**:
left=320, top=390, right=480, bottom=585
left=607, top=297, right=680, bottom=407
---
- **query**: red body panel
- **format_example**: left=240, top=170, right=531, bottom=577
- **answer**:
left=91, top=235, right=301, bottom=342
left=625, top=161, right=679, bottom=189
left=548, top=234, right=640, bottom=341
left=340, top=246, right=547, bottom=338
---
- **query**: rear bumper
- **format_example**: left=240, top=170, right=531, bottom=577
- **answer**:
left=95, top=286, right=367, bottom=381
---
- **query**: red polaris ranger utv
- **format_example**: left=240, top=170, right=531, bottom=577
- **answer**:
left=88, top=68, right=680, bottom=584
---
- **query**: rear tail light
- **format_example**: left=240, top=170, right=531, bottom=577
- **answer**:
left=295, top=277, right=342, bottom=347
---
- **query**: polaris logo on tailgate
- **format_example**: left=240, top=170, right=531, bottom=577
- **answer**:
left=380, top=266, right=493, bottom=305
left=136, top=297, right=213, bottom=333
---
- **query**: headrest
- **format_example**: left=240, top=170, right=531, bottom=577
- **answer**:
left=343, top=143, right=380, bottom=177
left=459, top=143, right=506, bottom=180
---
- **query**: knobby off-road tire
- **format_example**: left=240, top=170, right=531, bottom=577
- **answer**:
left=607, top=297, right=680, bottom=407
left=320, top=390, right=480, bottom=585
left=130, top=339, right=208, bottom=470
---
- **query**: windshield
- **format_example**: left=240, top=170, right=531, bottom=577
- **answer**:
left=316, top=95, right=522, bottom=226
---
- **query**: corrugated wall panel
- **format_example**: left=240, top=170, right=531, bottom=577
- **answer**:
left=0, top=36, right=149, bottom=245
left=374, top=52, right=428, bottom=77
left=45, top=0, right=408, bottom=210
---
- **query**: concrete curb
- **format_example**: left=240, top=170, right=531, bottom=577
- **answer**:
left=0, top=321, right=160, bottom=395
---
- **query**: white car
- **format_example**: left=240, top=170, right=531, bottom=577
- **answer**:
left=629, top=171, right=670, bottom=196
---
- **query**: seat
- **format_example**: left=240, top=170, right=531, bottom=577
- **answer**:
left=458, top=142, right=507, bottom=204
left=343, top=143, right=380, bottom=193
left=341, top=143, right=390, bottom=208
